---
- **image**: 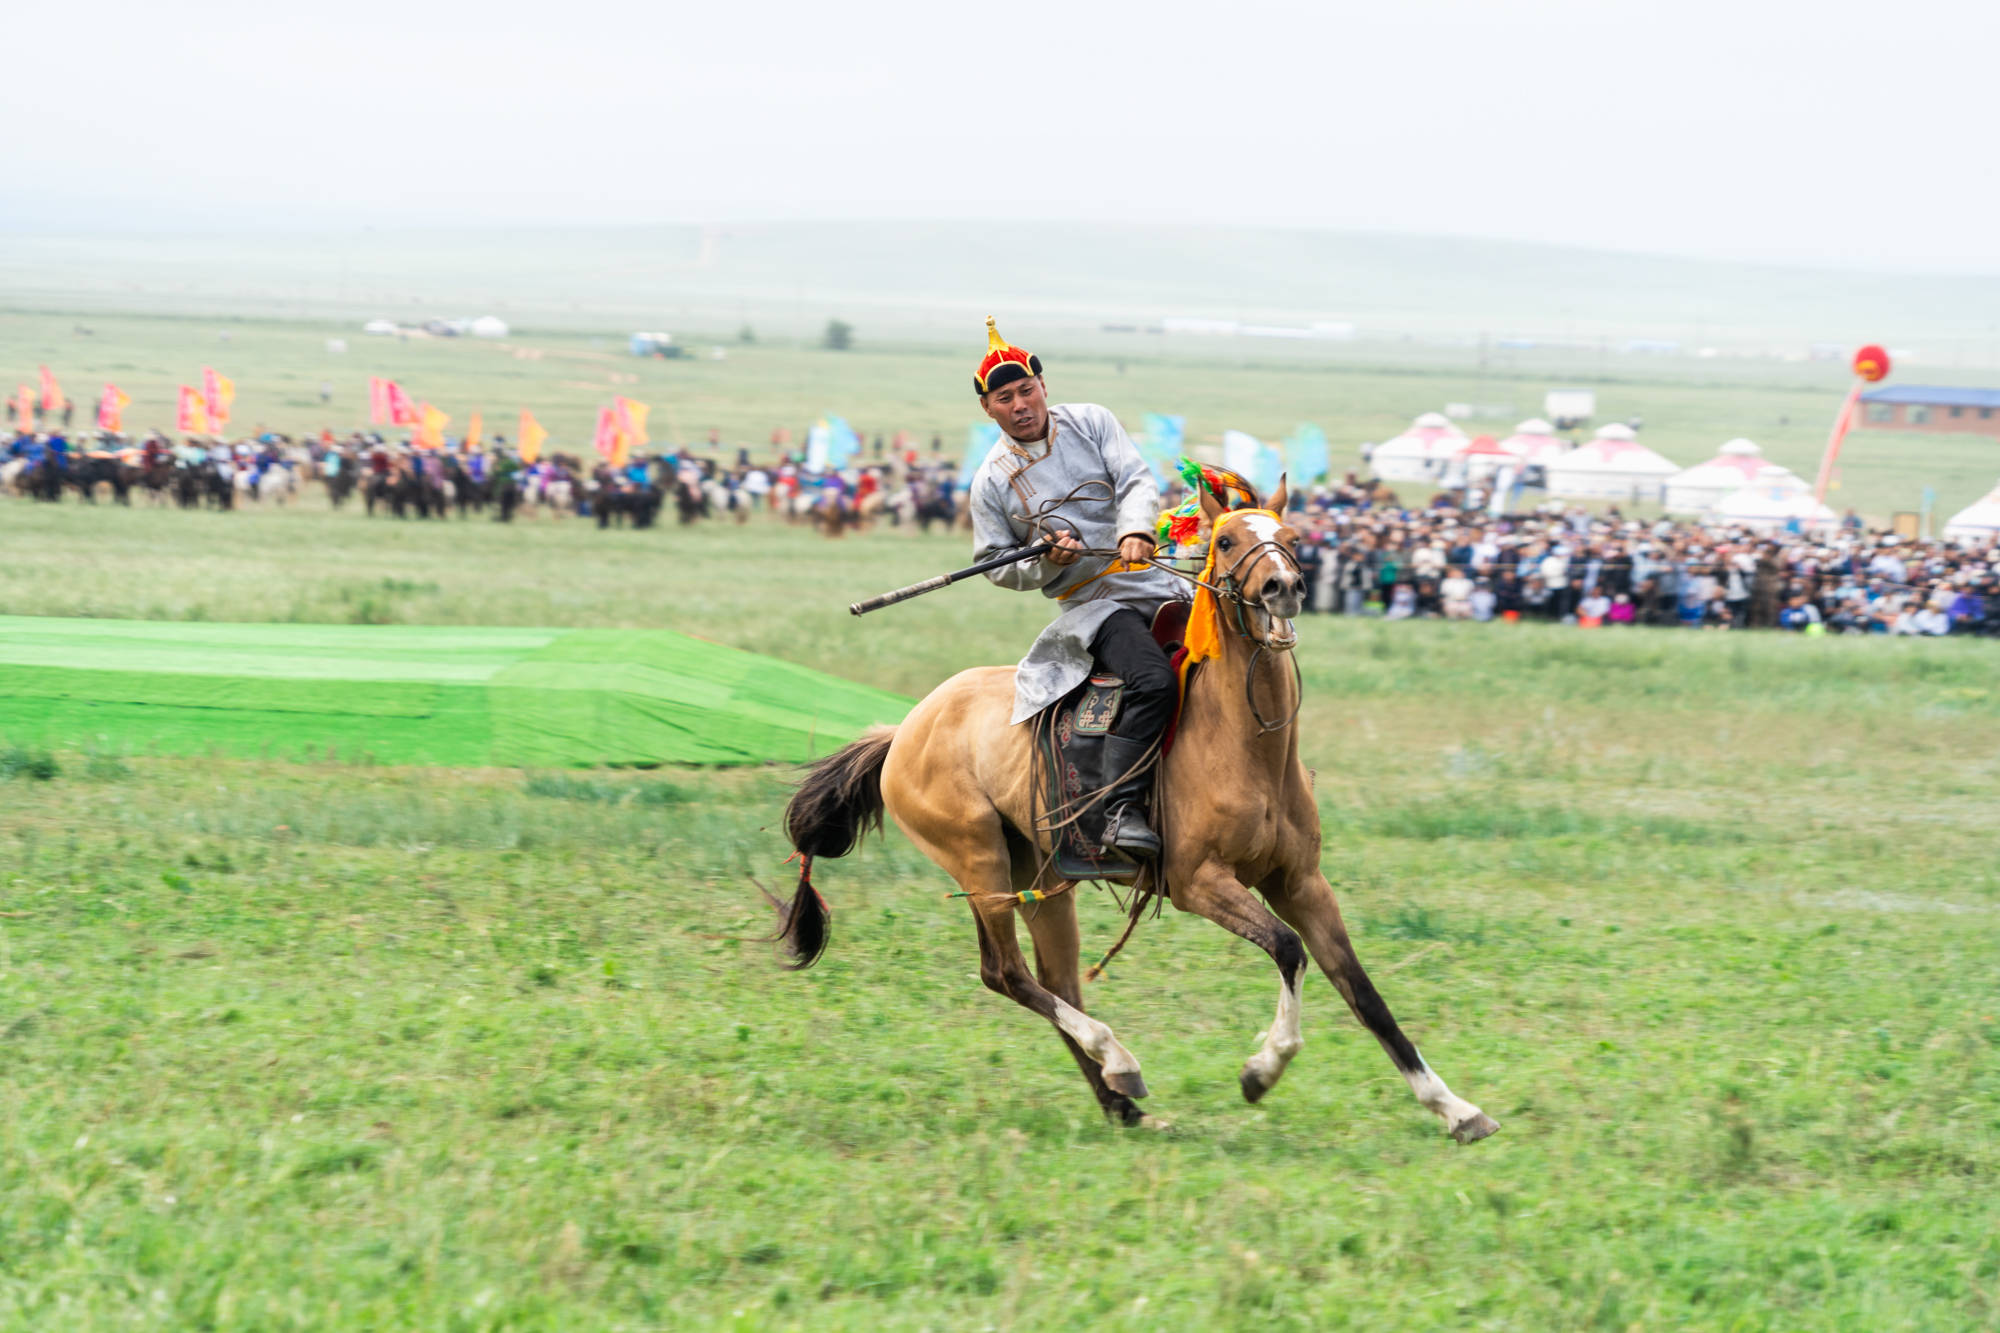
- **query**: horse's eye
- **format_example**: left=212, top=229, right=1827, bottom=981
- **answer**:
left=1218, top=538, right=1233, bottom=551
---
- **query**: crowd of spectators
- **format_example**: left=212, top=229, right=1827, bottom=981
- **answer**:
left=1271, top=476, right=2000, bottom=636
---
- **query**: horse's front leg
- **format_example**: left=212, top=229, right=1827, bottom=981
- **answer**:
left=1266, top=869, right=1499, bottom=1144
left=1172, top=861, right=1310, bottom=1103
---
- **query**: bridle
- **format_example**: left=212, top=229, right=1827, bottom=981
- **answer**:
left=1201, top=521, right=1305, bottom=734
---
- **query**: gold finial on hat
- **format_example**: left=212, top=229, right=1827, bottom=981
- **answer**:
left=985, top=316, right=1008, bottom=354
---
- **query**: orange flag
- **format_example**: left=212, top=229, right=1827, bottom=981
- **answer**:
left=98, top=384, right=131, bottom=432
left=518, top=410, right=546, bottom=464
left=613, top=396, right=650, bottom=448
left=177, top=386, right=211, bottom=433
left=415, top=402, right=449, bottom=449
left=202, top=367, right=235, bottom=426
left=38, top=366, right=65, bottom=413
left=13, top=386, right=34, bottom=433
left=464, top=411, right=483, bottom=452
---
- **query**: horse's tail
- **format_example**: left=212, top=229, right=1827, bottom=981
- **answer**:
left=771, top=726, right=895, bottom=969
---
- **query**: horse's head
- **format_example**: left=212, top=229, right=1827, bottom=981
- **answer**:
left=1199, top=475, right=1305, bottom=645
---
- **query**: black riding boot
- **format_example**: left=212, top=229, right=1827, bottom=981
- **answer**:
left=1097, top=735, right=1162, bottom=862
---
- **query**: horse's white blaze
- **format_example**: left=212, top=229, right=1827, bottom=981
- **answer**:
left=1402, top=1056, right=1485, bottom=1128
left=1243, top=971, right=1304, bottom=1088
left=1051, top=998, right=1140, bottom=1077
left=1237, top=512, right=1283, bottom=545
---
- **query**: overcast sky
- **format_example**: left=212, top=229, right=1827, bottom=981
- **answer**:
left=6, top=0, right=1995, bottom=271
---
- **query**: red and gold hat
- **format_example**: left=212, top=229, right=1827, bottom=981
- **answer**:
left=973, top=316, right=1042, bottom=396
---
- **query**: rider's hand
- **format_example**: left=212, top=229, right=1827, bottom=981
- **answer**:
left=1047, top=531, right=1084, bottom=567
left=1118, top=534, right=1154, bottom=567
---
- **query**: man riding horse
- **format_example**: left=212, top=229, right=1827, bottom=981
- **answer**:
left=775, top=319, right=1498, bottom=1141
left=967, top=318, right=1185, bottom=866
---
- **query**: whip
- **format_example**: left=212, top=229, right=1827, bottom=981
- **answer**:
left=848, top=543, right=1054, bottom=616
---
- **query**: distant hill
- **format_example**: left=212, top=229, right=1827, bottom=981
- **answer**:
left=5, top=222, right=1998, bottom=353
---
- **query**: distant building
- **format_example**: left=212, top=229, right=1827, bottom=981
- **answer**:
left=1858, top=386, right=2000, bottom=438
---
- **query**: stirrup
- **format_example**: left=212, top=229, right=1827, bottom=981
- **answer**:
left=1102, top=803, right=1161, bottom=861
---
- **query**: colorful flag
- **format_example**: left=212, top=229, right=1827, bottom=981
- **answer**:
left=386, top=380, right=419, bottom=426
left=464, top=411, right=483, bottom=452
left=1139, top=413, right=1185, bottom=485
left=202, top=367, right=235, bottom=427
left=38, top=366, right=65, bottom=413
left=519, top=410, right=546, bottom=464
left=415, top=403, right=448, bottom=450
left=97, top=384, right=131, bottom=432
left=962, top=422, right=1001, bottom=479
left=593, top=406, right=619, bottom=460
left=613, top=397, right=650, bottom=449
left=1282, top=423, right=1330, bottom=484
left=368, top=377, right=390, bottom=426
left=177, top=385, right=211, bottom=434
left=805, top=415, right=861, bottom=472
left=1223, top=429, right=1284, bottom=497
left=13, top=386, right=34, bottom=433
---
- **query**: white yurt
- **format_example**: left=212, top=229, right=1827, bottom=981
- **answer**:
left=1496, top=418, right=1569, bottom=466
left=1452, top=435, right=1520, bottom=481
left=1662, top=439, right=1800, bottom=513
left=1709, top=467, right=1839, bottom=530
left=1942, top=479, right=2000, bottom=542
left=1544, top=423, right=1680, bottom=502
left=1369, top=412, right=1469, bottom=482
left=469, top=316, right=510, bottom=339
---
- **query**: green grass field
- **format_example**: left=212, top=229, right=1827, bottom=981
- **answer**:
left=6, top=305, right=1995, bottom=522
left=2, top=500, right=1998, bottom=1329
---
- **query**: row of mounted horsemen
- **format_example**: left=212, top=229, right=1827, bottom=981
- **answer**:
left=2, top=434, right=967, bottom=534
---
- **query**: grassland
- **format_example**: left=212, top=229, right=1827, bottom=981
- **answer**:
left=5, top=305, right=1996, bottom=523
left=2, top=500, right=1998, bottom=1329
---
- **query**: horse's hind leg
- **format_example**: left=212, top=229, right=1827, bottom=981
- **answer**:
left=1268, top=870, right=1498, bottom=1144
left=1016, top=890, right=1147, bottom=1125
left=918, top=821, right=1150, bottom=1106
left=1172, top=861, right=1309, bottom=1103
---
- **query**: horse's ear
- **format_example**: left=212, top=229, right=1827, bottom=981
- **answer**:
left=1268, top=473, right=1288, bottom=514
left=1197, top=479, right=1224, bottom=524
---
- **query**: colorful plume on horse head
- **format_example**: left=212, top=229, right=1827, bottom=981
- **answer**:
left=1156, top=457, right=1263, bottom=546
left=973, top=317, right=1042, bottom=396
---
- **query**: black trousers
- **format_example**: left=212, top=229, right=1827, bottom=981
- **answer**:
left=1089, top=608, right=1177, bottom=743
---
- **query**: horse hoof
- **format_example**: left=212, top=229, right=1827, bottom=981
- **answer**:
left=1103, top=1068, right=1149, bottom=1100
left=1239, top=1068, right=1270, bottom=1104
left=1450, top=1112, right=1501, bottom=1145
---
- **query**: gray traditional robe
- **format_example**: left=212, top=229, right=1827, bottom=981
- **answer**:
left=969, top=403, right=1190, bottom=724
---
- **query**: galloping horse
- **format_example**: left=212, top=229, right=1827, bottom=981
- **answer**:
left=778, top=479, right=1499, bottom=1142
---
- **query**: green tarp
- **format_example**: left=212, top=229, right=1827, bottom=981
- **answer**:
left=0, top=616, right=911, bottom=767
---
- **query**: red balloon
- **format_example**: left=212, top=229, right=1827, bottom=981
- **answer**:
left=1853, top=344, right=1891, bottom=382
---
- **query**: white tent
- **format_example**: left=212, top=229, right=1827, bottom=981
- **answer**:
left=469, top=316, right=510, bottom=339
left=1452, top=435, right=1520, bottom=481
left=1709, top=467, right=1838, bottom=530
left=1544, top=424, right=1680, bottom=502
left=1943, top=479, right=2000, bottom=542
left=1663, top=439, right=1800, bottom=513
left=1496, top=418, right=1569, bottom=466
left=1369, top=412, right=1468, bottom=482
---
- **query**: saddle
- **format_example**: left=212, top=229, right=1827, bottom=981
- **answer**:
left=1032, top=602, right=1192, bottom=883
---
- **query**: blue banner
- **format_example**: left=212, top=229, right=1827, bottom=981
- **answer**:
left=1284, top=423, right=1330, bottom=484
left=825, top=416, right=861, bottom=469
left=962, top=422, right=1001, bottom=480
left=1223, top=429, right=1284, bottom=497
left=1139, top=413, right=1185, bottom=486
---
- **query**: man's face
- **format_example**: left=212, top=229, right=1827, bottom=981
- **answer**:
left=981, top=375, right=1050, bottom=442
